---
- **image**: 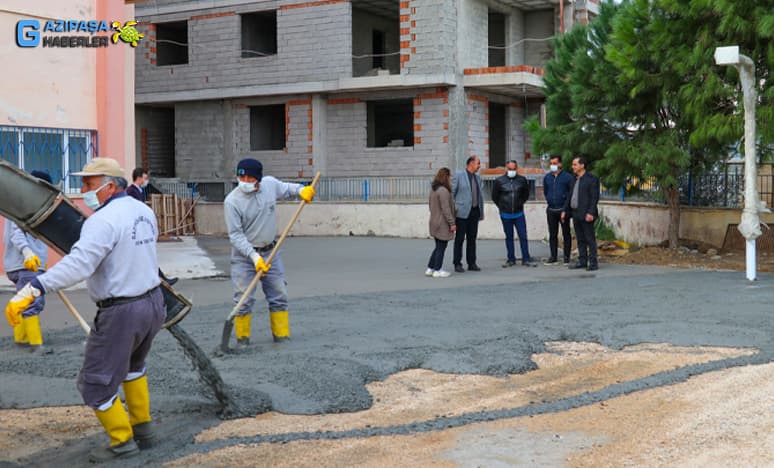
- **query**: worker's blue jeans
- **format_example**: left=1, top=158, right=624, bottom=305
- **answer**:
left=500, top=215, right=531, bottom=263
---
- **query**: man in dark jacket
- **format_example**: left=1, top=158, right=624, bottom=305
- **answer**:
left=543, top=155, right=574, bottom=265
left=492, top=160, right=536, bottom=267
left=126, top=168, right=148, bottom=202
left=562, top=156, right=600, bottom=271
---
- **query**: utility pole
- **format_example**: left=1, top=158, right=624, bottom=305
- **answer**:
left=714, top=46, right=767, bottom=281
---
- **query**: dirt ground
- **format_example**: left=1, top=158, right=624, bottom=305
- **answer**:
left=2, top=343, right=771, bottom=467
left=601, top=239, right=774, bottom=272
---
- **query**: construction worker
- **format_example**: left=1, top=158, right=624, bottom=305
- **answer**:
left=225, top=158, right=314, bottom=346
left=4, top=158, right=165, bottom=462
left=3, top=170, right=52, bottom=354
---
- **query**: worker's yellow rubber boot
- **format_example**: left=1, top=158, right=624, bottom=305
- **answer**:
left=90, top=397, right=139, bottom=462
left=270, top=311, right=290, bottom=342
left=235, top=314, right=251, bottom=346
left=123, top=375, right=155, bottom=449
left=13, top=323, right=28, bottom=346
left=23, top=315, right=43, bottom=346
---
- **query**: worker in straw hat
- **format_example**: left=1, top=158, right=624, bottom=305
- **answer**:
left=4, top=157, right=164, bottom=462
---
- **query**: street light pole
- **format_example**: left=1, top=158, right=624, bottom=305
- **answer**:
left=714, top=46, right=764, bottom=281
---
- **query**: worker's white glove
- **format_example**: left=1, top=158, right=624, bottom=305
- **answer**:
left=5, top=283, right=42, bottom=327
left=22, top=247, right=41, bottom=272
left=249, top=252, right=271, bottom=273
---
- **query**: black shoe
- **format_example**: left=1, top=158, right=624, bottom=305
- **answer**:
left=467, top=264, right=481, bottom=271
left=563, top=258, right=571, bottom=265
left=568, top=262, right=587, bottom=270
left=543, top=257, right=558, bottom=265
left=454, top=265, right=465, bottom=273
left=587, top=264, right=599, bottom=271
left=522, top=258, right=538, bottom=267
left=89, top=439, right=140, bottom=463
left=132, top=422, right=156, bottom=449
left=502, top=260, right=517, bottom=268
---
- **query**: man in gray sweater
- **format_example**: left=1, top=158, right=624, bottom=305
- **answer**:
left=224, top=158, right=315, bottom=346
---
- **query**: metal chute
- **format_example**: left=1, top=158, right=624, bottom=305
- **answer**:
left=0, top=161, right=191, bottom=328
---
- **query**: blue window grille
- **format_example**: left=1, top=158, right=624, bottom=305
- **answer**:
left=0, top=125, right=97, bottom=194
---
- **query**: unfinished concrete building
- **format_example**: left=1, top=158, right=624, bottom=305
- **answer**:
left=134, top=0, right=599, bottom=188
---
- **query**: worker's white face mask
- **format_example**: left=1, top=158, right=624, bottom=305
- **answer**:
left=507, top=170, right=517, bottom=178
left=141, top=180, right=149, bottom=188
left=83, top=182, right=109, bottom=211
left=238, top=180, right=257, bottom=193
left=550, top=164, right=559, bottom=173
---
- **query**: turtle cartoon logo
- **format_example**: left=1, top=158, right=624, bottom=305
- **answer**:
left=111, top=21, right=144, bottom=47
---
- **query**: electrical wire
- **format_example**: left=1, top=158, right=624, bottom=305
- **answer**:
left=487, top=36, right=554, bottom=50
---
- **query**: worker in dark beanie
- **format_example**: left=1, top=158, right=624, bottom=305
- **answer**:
left=224, top=158, right=315, bottom=346
left=30, top=170, right=53, bottom=185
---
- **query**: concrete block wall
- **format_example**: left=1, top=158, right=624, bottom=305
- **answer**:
left=286, top=99, right=315, bottom=177
left=505, top=9, right=525, bottom=66
left=135, top=0, right=352, bottom=96
left=524, top=9, right=554, bottom=68
left=466, top=93, right=489, bottom=167
left=325, top=87, right=452, bottom=177
left=232, top=97, right=314, bottom=179
left=175, top=101, right=225, bottom=180
left=400, top=0, right=456, bottom=75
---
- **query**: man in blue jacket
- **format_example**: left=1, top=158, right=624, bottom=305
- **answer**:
left=452, top=156, right=484, bottom=272
left=543, top=155, right=574, bottom=265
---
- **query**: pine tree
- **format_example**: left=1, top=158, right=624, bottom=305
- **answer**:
left=528, top=0, right=774, bottom=248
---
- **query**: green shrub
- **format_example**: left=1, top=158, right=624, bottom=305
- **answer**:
left=594, top=216, right=616, bottom=241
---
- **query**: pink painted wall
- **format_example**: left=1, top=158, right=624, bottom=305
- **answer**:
left=1, top=0, right=135, bottom=277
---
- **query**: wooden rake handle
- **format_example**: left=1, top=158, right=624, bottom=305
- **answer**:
left=226, top=172, right=321, bottom=321
left=56, top=290, right=91, bottom=334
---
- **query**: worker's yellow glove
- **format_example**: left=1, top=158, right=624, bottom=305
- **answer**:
left=5, top=283, right=41, bottom=327
left=299, top=185, right=315, bottom=204
left=249, top=252, right=271, bottom=273
left=22, top=248, right=41, bottom=272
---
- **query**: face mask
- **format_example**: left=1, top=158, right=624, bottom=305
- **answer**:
left=83, top=182, right=109, bottom=211
left=506, top=170, right=517, bottom=178
left=141, top=180, right=149, bottom=188
left=550, top=164, right=559, bottom=172
left=238, top=180, right=257, bottom=193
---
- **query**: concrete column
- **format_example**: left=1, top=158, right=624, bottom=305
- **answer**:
left=222, top=99, right=234, bottom=179
left=506, top=9, right=525, bottom=66
left=312, top=94, right=328, bottom=176
left=448, top=86, right=467, bottom=171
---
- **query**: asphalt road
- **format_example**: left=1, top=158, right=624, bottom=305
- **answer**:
left=1, top=237, right=772, bottom=467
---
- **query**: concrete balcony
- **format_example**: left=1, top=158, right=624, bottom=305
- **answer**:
left=462, top=65, right=545, bottom=98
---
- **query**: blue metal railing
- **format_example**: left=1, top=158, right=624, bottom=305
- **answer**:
left=149, top=175, right=543, bottom=203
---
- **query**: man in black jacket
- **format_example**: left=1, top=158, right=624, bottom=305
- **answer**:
left=562, top=156, right=600, bottom=271
left=543, top=155, right=574, bottom=265
left=492, top=160, right=537, bottom=267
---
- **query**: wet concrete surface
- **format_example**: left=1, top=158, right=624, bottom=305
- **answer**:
left=1, top=237, right=772, bottom=466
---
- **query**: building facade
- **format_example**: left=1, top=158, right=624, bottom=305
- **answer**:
left=134, top=0, right=599, bottom=184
